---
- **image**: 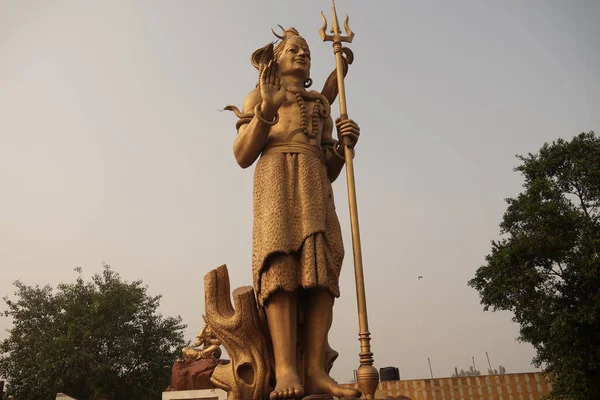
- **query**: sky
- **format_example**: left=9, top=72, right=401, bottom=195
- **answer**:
left=1, top=0, right=599, bottom=384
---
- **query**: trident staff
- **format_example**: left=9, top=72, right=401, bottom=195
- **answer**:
left=319, top=1, right=379, bottom=398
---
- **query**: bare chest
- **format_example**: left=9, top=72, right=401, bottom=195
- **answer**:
left=268, top=92, right=325, bottom=144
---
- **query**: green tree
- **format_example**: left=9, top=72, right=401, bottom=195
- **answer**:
left=452, top=366, right=481, bottom=377
left=0, top=265, right=186, bottom=400
left=487, top=365, right=506, bottom=375
left=469, top=132, right=600, bottom=399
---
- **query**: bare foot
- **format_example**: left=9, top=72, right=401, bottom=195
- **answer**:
left=304, top=371, right=361, bottom=398
left=269, top=369, right=305, bottom=399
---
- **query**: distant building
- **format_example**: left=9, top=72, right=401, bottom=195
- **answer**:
left=342, top=372, right=552, bottom=399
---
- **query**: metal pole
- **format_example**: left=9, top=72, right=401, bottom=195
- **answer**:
left=428, top=358, right=434, bottom=379
left=319, top=1, right=378, bottom=398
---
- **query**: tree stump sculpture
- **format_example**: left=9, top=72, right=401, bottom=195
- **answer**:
left=204, top=265, right=272, bottom=400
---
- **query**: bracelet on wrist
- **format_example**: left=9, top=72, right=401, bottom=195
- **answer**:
left=254, top=104, right=279, bottom=126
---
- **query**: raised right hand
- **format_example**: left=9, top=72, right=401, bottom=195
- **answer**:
left=259, top=60, right=286, bottom=117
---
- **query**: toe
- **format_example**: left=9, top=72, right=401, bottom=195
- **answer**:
left=293, top=387, right=304, bottom=399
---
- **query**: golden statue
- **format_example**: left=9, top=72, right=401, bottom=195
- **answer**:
left=181, top=316, right=222, bottom=362
left=225, top=24, right=360, bottom=399
left=204, top=3, right=378, bottom=399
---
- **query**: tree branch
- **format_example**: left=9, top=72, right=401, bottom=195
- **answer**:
left=574, top=183, right=591, bottom=219
left=548, top=270, right=564, bottom=280
left=556, top=262, right=565, bottom=275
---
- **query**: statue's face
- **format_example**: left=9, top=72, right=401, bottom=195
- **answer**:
left=277, top=36, right=311, bottom=78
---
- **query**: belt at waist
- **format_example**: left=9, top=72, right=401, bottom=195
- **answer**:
left=261, top=141, right=326, bottom=165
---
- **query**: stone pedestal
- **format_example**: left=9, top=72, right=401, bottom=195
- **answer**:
left=162, top=388, right=227, bottom=400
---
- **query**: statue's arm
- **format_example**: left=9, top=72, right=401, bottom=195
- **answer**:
left=322, top=116, right=345, bottom=182
left=200, top=343, right=220, bottom=356
left=233, top=89, right=272, bottom=169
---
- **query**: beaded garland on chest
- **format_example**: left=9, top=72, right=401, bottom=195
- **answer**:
left=286, top=86, right=330, bottom=139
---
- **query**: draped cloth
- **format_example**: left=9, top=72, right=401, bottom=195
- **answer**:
left=252, top=142, right=344, bottom=306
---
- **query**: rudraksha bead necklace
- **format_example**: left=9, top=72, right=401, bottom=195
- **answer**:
left=288, top=86, right=321, bottom=139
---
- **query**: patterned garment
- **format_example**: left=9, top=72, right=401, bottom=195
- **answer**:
left=252, top=149, right=344, bottom=306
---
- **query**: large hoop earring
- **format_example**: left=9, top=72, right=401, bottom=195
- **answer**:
left=304, top=78, right=313, bottom=88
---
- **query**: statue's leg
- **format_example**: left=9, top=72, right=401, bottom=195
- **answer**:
left=264, top=288, right=305, bottom=399
left=303, top=289, right=361, bottom=398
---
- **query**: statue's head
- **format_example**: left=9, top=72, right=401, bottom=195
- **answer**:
left=272, top=26, right=311, bottom=81
left=201, top=315, right=212, bottom=335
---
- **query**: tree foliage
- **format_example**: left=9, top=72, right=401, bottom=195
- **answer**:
left=451, top=365, right=506, bottom=377
left=0, top=265, right=186, bottom=400
left=488, top=365, right=506, bottom=375
left=452, top=366, right=481, bottom=377
left=469, top=132, right=600, bottom=399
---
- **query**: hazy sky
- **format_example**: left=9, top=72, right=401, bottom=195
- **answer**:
left=1, top=0, right=599, bottom=384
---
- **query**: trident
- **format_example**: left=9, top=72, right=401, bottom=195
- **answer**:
left=319, top=1, right=379, bottom=398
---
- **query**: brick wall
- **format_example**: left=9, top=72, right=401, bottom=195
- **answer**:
left=342, top=372, right=552, bottom=400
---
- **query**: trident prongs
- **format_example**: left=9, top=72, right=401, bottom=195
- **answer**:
left=319, top=0, right=354, bottom=43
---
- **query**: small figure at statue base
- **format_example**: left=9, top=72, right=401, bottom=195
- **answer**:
left=166, top=317, right=229, bottom=391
